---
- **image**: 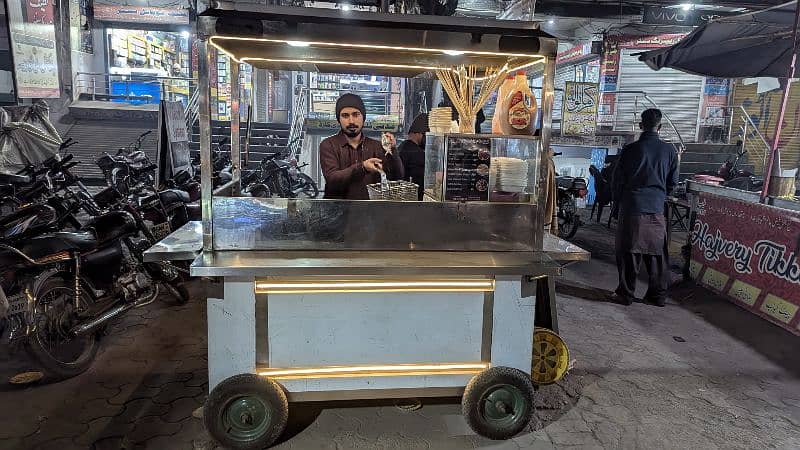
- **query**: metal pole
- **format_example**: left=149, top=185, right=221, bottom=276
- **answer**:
left=229, top=61, right=241, bottom=195
left=539, top=55, right=556, bottom=248
left=198, top=31, right=214, bottom=251
left=761, top=1, right=800, bottom=202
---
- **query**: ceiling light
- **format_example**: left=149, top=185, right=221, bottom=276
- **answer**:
left=286, top=40, right=310, bottom=47
left=548, top=19, right=555, bottom=25
left=680, top=3, right=693, bottom=11
left=180, top=30, right=190, bottom=38
left=342, top=5, right=351, bottom=11
left=442, top=50, right=465, bottom=56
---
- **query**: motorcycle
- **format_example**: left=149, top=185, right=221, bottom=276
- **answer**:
left=553, top=154, right=588, bottom=240
left=243, top=153, right=319, bottom=199
left=0, top=200, right=179, bottom=379
left=695, top=146, right=763, bottom=191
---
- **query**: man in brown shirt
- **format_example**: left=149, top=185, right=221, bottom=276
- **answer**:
left=319, top=93, right=404, bottom=199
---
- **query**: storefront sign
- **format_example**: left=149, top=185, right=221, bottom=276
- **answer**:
left=643, top=6, right=734, bottom=27
left=157, top=100, right=191, bottom=185
left=5, top=0, right=60, bottom=98
left=93, top=5, right=190, bottom=25
left=557, top=43, right=592, bottom=65
left=444, top=136, right=491, bottom=202
left=562, top=81, right=599, bottom=136
left=690, top=192, right=800, bottom=335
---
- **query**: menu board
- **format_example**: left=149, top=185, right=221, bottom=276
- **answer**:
left=444, top=136, right=491, bottom=202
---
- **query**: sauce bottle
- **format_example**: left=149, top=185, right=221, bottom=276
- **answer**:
left=491, top=73, right=515, bottom=134
left=500, top=70, right=538, bottom=135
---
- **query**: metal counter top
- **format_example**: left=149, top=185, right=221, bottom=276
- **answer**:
left=145, top=221, right=590, bottom=264
left=190, top=250, right=562, bottom=277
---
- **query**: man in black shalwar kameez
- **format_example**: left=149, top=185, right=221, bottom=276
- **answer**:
left=611, top=109, right=679, bottom=306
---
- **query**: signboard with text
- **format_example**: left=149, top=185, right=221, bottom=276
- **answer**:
left=93, top=5, right=190, bottom=25
left=690, top=192, right=800, bottom=335
left=562, top=81, right=599, bottom=136
left=6, top=0, right=60, bottom=98
left=643, top=6, right=735, bottom=27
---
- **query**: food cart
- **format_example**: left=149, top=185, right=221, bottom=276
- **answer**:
left=146, top=3, right=589, bottom=448
left=684, top=181, right=800, bottom=336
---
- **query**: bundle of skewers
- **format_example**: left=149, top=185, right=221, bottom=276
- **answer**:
left=435, top=65, right=509, bottom=133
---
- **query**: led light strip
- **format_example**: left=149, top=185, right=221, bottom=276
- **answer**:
left=209, top=35, right=545, bottom=59
left=259, top=362, right=489, bottom=379
left=207, top=37, right=546, bottom=77
left=254, top=279, right=495, bottom=294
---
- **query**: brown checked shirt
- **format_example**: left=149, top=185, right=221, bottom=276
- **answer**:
left=319, top=131, right=404, bottom=199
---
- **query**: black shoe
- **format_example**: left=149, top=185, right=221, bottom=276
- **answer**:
left=609, top=292, right=635, bottom=305
left=645, top=296, right=667, bottom=307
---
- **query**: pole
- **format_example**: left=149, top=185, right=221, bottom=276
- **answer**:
left=229, top=61, right=241, bottom=195
left=198, top=22, right=214, bottom=251
left=761, top=0, right=800, bottom=202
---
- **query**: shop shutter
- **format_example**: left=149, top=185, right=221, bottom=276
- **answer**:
left=616, top=49, right=704, bottom=143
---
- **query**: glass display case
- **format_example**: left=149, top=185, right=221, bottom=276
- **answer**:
left=424, top=134, right=542, bottom=204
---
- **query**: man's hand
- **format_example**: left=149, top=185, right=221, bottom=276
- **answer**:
left=363, top=158, right=384, bottom=173
left=381, top=132, right=397, bottom=156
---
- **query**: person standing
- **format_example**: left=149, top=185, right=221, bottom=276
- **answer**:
left=319, top=93, right=404, bottom=199
left=398, top=113, right=428, bottom=201
left=610, top=109, right=678, bottom=306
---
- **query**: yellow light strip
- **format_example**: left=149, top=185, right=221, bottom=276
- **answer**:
left=210, top=35, right=544, bottom=58
left=254, top=279, right=495, bottom=294
left=240, top=57, right=442, bottom=72
left=258, top=362, right=489, bottom=379
left=208, top=36, right=546, bottom=77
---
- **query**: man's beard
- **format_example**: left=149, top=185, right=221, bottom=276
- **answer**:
left=342, top=125, right=361, bottom=138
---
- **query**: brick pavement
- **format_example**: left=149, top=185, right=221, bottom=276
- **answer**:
left=0, top=222, right=798, bottom=449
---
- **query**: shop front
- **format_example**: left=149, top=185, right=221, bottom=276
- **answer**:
left=146, top=3, right=589, bottom=448
left=91, top=4, right=193, bottom=105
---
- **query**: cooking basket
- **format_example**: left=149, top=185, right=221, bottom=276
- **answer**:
left=367, top=180, right=419, bottom=201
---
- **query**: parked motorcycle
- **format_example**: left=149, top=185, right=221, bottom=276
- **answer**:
left=243, top=154, right=319, bottom=199
left=553, top=154, right=588, bottom=240
left=0, top=199, right=182, bottom=379
left=695, top=146, right=763, bottom=191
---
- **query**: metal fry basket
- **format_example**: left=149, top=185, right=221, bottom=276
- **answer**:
left=367, top=180, right=419, bottom=201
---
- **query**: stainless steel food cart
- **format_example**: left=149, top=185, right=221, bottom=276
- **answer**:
left=146, top=3, right=589, bottom=448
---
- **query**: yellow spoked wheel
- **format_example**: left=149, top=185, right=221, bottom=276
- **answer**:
left=531, top=328, right=570, bottom=385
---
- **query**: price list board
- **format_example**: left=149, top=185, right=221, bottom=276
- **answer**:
left=444, top=136, right=491, bottom=202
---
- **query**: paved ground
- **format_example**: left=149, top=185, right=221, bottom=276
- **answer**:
left=1, top=220, right=799, bottom=449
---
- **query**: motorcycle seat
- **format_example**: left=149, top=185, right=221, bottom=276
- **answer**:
left=20, top=231, right=97, bottom=260
left=159, top=189, right=190, bottom=204
left=0, top=173, right=31, bottom=185
left=85, top=211, right=138, bottom=244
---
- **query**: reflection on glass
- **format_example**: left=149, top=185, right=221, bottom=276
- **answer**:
left=424, top=134, right=541, bottom=204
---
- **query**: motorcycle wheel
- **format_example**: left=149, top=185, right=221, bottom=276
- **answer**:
left=557, top=198, right=580, bottom=240
left=297, top=174, right=319, bottom=199
left=26, top=275, right=99, bottom=380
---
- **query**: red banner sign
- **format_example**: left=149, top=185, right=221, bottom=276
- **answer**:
left=690, top=193, right=800, bottom=335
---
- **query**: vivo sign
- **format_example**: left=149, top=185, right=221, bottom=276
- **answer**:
left=642, top=6, right=733, bottom=27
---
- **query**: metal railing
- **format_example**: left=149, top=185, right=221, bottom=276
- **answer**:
left=286, top=87, right=308, bottom=160
left=601, top=90, right=687, bottom=154
left=184, top=88, right=200, bottom=131
left=721, top=105, right=771, bottom=174
left=73, top=72, right=196, bottom=106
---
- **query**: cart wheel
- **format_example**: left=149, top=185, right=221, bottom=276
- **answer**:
left=204, top=373, right=288, bottom=449
left=531, top=328, right=570, bottom=386
left=462, top=366, right=534, bottom=440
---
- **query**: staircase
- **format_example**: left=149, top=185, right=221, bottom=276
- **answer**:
left=189, top=121, right=291, bottom=169
left=679, top=143, right=754, bottom=181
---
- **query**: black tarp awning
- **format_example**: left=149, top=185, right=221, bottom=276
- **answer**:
left=639, top=1, right=798, bottom=78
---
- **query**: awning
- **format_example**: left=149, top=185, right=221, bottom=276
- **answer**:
left=638, top=1, right=798, bottom=78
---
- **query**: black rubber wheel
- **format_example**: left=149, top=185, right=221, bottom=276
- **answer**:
left=296, top=173, right=319, bottom=199
left=462, top=366, right=534, bottom=440
left=557, top=197, right=580, bottom=240
left=204, top=373, right=289, bottom=449
left=26, top=275, right=100, bottom=380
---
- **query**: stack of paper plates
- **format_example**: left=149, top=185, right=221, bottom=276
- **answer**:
left=491, top=157, right=529, bottom=192
left=429, top=107, right=452, bottom=133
